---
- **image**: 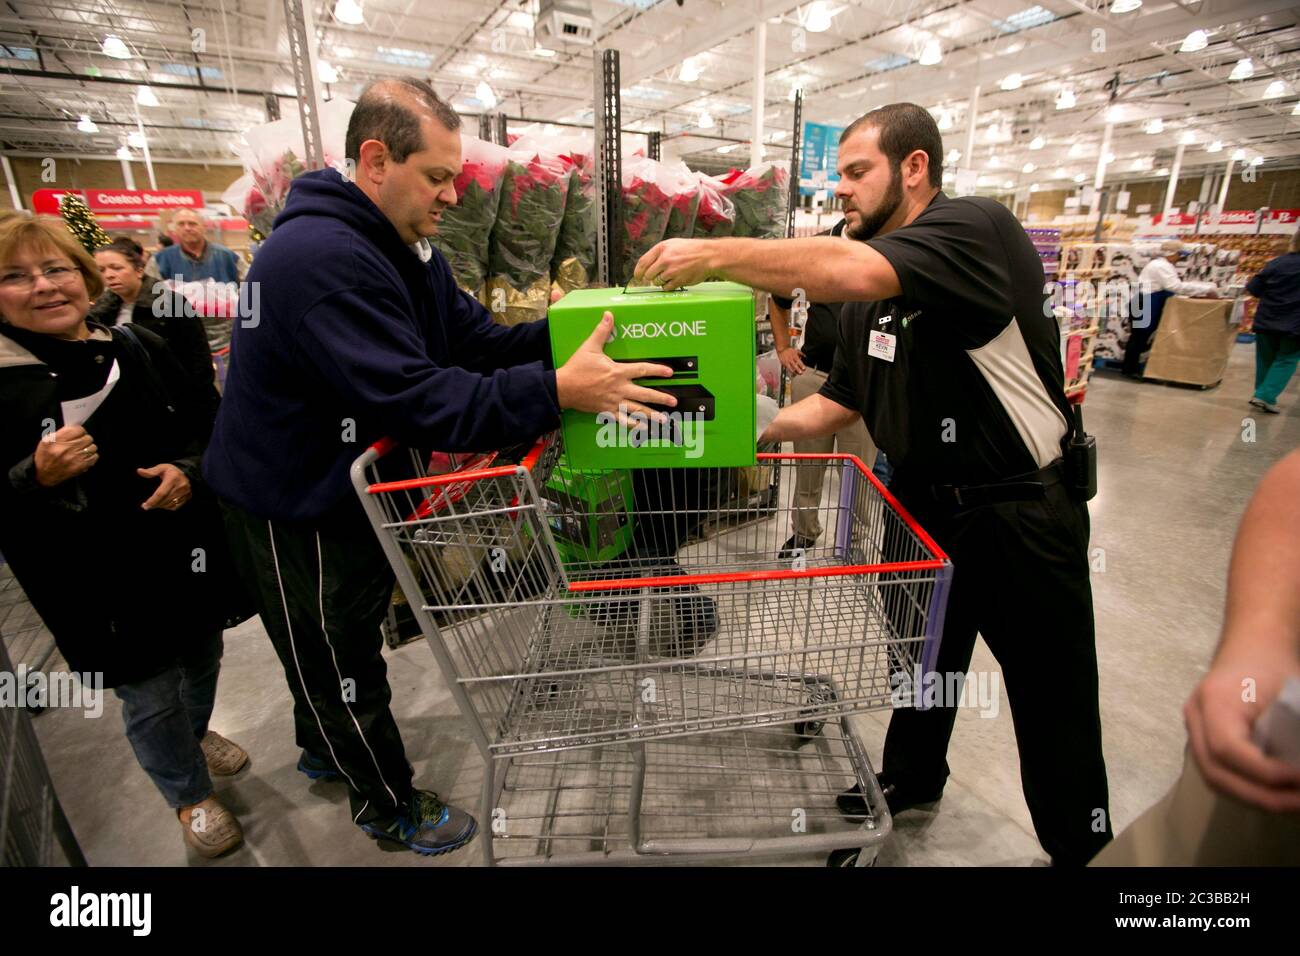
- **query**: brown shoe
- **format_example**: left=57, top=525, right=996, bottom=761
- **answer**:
left=178, top=795, right=243, bottom=859
left=200, top=730, right=249, bottom=776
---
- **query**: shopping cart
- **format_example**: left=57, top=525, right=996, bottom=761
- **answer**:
left=352, top=434, right=952, bottom=866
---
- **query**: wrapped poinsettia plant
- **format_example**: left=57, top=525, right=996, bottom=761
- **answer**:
left=486, top=148, right=570, bottom=324
left=662, top=161, right=702, bottom=241
left=431, top=136, right=510, bottom=298
left=720, top=162, right=790, bottom=239
left=690, top=171, right=737, bottom=239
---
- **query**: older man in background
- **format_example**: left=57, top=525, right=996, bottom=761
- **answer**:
left=152, top=208, right=247, bottom=354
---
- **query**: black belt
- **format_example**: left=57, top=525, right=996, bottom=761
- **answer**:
left=929, top=460, right=1065, bottom=508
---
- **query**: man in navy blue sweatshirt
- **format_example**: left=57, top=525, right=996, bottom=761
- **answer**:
left=203, top=78, right=675, bottom=857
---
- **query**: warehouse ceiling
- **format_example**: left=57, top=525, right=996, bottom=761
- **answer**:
left=0, top=0, right=1297, bottom=194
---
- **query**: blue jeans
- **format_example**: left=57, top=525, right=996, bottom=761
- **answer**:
left=115, top=629, right=224, bottom=809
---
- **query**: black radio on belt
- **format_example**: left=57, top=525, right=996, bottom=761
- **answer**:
left=1066, top=405, right=1097, bottom=502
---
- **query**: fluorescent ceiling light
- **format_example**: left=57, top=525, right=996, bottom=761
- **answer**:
left=127, top=131, right=146, bottom=148
left=1029, top=135, right=1044, bottom=150
left=1228, top=58, right=1253, bottom=80
left=936, top=110, right=953, bottom=131
left=680, top=58, right=700, bottom=83
left=533, top=46, right=556, bottom=57
left=919, top=39, right=942, bottom=66
left=987, top=154, right=1001, bottom=168
left=1053, top=167, right=1066, bottom=178
left=1110, top=0, right=1141, bottom=13
left=946, top=148, right=962, bottom=163
left=804, top=2, right=835, bottom=33
left=1156, top=167, right=1169, bottom=176
left=1003, top=179, right=1014, bottom=189
left=101, top=35, right=131, bottom=59
left=698, top=112, right=715, bottom=129
left=1250, top=156, right=1263, bottom=166
left=1263, top=80, right=1285, bottom=98
left=1103, top=151, right=1115, bottom=164
left=1000, top=73, right=1022, bottom=91
left=116, top=145, right=132, bottom=160
left=1067, top=143, right=1084, bottom=158
left=1231, top=148, right=1246, bottom=161
left=1055, top=88, right=1076, bottom=109
left=1293, top=101, right=1300, bottom=115
left=1179, top=29, right=1208, bottom=53
left=1022, top=162, right=1036, bottom=173
left=1073, top=173, right=1086, bottom=183
left=1180, top=131, right=1197, bottom=145
left=1144, top=118, right=1163, bottom=134
left=77, top=114, right=98, bottom=133
left=1207, top=140, right=1223, bottom=152
left=317, top=61, right=340, bottom=84
left=476, top=81, right=497, bottom=109
left=333, top=0, right=365, bottom=25
left=136, top=85, right=160, bottom=107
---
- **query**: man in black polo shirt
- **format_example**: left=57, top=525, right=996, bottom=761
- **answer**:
left=634, top=103, right=1110, bottom=865
left=769, top=218, right=877, bottom=556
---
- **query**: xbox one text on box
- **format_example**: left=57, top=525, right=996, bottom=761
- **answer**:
left=548, top=281, right=758, bottom=469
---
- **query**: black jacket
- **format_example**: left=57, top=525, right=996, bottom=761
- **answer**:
left=87, top=283, right=220, bottom=420
left=1246, top=252, right=1300, bottom=337
left=0, top=321, right=232, bottom=686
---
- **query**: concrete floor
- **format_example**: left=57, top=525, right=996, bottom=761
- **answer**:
left=29, top=342, right=1300, bottom=866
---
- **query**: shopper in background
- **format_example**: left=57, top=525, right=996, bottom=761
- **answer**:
left=767, top=217, right=877, bottom=557
left=1244, top=227, right=1300, bottom=414
left=153, top=209, right=244, bottom=285
left=90, top=236, right=219, bottom=412
left=1122, top=239, right=1216, bottom=378
left=0, top=217, right=247, bottom=859
left=204, top=77, right=675, bottom=857
left=1093, top=448, right=1300, bottom=864
left=153, top=210, right=246, bottom=354
left=635, top=102, right=1110, bottom=865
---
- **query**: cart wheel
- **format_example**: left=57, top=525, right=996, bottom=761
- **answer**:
left=793, top=719, right=825, bottom=742
left=827, top=848, right=875, bottom=867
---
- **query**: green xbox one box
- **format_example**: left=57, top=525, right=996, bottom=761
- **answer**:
left=548, top=282, right=757, bottom=469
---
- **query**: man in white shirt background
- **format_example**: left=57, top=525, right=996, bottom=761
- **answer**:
left=1123, top=239, right=1217, bottom=378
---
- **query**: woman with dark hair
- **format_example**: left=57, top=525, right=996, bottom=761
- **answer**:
left=89, top=237, right=217, bottom=410
left=1246, top=228, right=1300, bottom=414
left=0, top=217, right=246, bottom=859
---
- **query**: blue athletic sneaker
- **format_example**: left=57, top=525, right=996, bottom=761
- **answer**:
left=297, top=750, right=341, bottom=781
left=359, top=790, right=478, bottom=857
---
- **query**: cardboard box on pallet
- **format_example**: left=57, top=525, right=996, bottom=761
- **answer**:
left=548, top=282, right=757, bottom=468
left=1143, top=296, right=1237, bottom=388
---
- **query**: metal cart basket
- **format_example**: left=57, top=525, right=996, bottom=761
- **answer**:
left=352, top=434, right=951, bottom=866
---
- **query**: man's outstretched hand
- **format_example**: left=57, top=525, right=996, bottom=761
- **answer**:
left=555, top=311, right=677, bottom=427
left=634, top=238, right=718, bottom=291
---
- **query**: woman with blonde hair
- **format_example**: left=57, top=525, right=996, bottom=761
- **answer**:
left=0, top=216, right=245, bottom=859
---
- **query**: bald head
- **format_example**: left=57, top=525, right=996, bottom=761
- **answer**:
left=345, top=78, right=461, bottom=164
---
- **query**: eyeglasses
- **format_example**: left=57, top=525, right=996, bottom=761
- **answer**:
left=0, top=265, right=84, bottom=292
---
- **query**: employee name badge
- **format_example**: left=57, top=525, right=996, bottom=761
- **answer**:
left=60, top=359, right=120, bottom=427
left=868, top=330, right=897, bottom=363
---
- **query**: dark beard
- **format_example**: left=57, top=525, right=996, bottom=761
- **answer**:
left=847, top=165, right=903, bottom=240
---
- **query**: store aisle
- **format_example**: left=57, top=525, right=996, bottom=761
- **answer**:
left=30, top=343, right=1299, bottom=866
